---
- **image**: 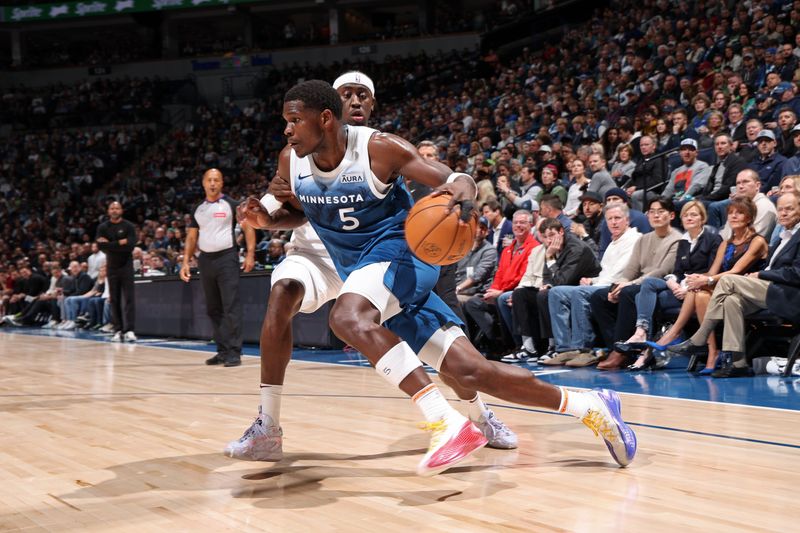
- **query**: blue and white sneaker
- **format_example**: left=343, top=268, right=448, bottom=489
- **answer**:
left=581, top=389, right=637, bottom=467
left=474, top=410, right=518, bottom=449
left=224, top=408, right=283, bottom=461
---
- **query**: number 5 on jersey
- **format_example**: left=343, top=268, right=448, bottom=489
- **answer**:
left=339, top=207, right=360, bottom=230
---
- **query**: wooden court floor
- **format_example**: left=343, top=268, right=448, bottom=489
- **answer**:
left=1, top=332, right=798, bottom=532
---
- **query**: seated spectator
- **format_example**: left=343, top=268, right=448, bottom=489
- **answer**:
left=598, top=188, right=652, bottom=257
left=538, top=195, right=572, bottom=234
left=535, top=164, right=567, bottom=206
left=660, top=138, right=712, bottom=205
left=588, top=198, right=682, bottom=369
left=564, top=160, right=591, bottom=217
left=455, top=217, right=497, bottom=303
left=72, top=265, right=107, bottom=329
left=264, top=239, right=286, bottom=266
left=621, top=201, right=722, bottom=369
left=86, top=242, right=106, bottom=280
left=700, top=133, right=749, bottom=203
left=58, top=261, right=96, bottom=330
left=652, top=197, right=768, bottom=373
left=669, top=192, right=800, bottom=378
left=769, top=175, right=800, bottom=245
left=775, top=107, right=797, bottom=158
left=463, top=209, right=538, bottom=353
left=504, top=217, right=600, bottom=363
left=481, top=199, right=514, bottom=257
left=543, top=203, right=640, bottom=365
left=627, top=135, right=668, bottom=211
left=496, top=164, right=541, bottom=213
left=586, top=152, right=616, bottom=199
left=17, top=264, right=73, bottom=327
left=495, top=174, right=519, bottom=219
left=610, top=144, right=636, bottom=187
left=718, top=169, right=777, bottom=240
left=781, top=125, right=800, bottom=177
left=2, top=266, right=48, bottom=324
left=144, top=254, right=167, bottom=276
left=571, top=191, right=604, bottom=251
left=653, top=118, right=679, bottom=153
left=749, top=129, right=787, bottom=194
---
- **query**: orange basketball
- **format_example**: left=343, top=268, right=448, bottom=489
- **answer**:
left=405, top=193, right=477, bottom=266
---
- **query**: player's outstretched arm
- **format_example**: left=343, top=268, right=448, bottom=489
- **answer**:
left=368, top=132, right=477, bottom=220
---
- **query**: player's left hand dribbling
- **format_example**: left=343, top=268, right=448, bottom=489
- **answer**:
left=433, top=179, right=477, bottom=225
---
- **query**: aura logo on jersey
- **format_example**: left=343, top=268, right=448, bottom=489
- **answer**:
left=340, top=174, right=365, bottom=183
left=298, top=194, right=365, bottom=205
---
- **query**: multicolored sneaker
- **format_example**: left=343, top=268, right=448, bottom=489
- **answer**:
left=417, top=415, right=487, bottom=476
left=581, top=389, right=637, bottom=467
left=224, top=410, right=283, bottom=461
left=474, top=410, right=518, bottom=449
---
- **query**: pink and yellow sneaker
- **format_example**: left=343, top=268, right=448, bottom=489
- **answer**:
left=417, top=415, right=487, bottom=476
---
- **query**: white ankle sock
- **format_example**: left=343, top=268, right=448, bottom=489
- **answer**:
left=522, top=336, right=536, bottom=352
left=557, top=387, right=593, bottom=418
left=260, top=384, right=282, bottom=427
left=413, top=384, right=456, bottom=423
left=466, top=393, right=490, bottom=421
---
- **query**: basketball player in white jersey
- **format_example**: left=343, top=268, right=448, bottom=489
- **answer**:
left=224, top=72, right=518, bottom=465
left=231, top=80, right=637, bottom=476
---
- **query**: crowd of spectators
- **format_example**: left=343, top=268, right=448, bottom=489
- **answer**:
left=4, top=0, right=536, bottom=69
left=0, top=77, right=176, bottom=130
left=3, top=0, right=800, bottom=376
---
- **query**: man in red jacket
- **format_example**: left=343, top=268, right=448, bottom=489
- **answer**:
left=463, top=209, right=539, bottom=354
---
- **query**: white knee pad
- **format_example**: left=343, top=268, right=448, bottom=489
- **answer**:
left=375, top=341, right=423, bottom=387
left=418, top=326, right=467, bottom=372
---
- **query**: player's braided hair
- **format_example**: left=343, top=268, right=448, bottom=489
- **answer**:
left=284, top=80, right=342, bottom=120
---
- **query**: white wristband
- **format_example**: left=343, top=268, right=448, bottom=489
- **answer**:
left=259, top=193, right=283, bottom=216
left=446, top=173, right=478, bottom=199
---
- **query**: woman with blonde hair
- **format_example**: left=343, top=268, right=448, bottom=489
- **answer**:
left=622, top=198, right=768, bottom=373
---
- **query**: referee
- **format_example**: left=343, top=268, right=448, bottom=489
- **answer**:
left=181, top=168, right=256, bottom=367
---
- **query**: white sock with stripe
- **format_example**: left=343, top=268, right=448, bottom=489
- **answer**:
left=466, top=393, right=490, bottom=422
left=413, top=384, right=457, bottom=423
left=558, top=387, right=593, bottom=418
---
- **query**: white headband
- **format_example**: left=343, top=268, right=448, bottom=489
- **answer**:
left=332, top=71, right=376, bottom=97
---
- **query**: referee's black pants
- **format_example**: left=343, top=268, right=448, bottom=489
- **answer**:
left=108, top=264, right=135, bottom=333
left=198, top=249, right=243, bottom=361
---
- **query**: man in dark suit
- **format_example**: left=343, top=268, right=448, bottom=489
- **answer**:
left=669, top=191, right=800, bottom=377
left=481, top=199, right=514, bottom=257
left=726, top=103, right=748, bottom=147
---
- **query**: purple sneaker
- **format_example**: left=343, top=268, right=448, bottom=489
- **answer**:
left=581, top=389, right=637, bottom=467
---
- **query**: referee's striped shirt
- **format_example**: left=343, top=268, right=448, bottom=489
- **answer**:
left=189, top=195, right=239, bottom=253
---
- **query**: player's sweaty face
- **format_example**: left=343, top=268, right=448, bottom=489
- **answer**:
left=337, top=84, right=374, bottom=125
left=283, top=101, right=322, bottom=157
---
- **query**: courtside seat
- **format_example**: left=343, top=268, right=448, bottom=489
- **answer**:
left=744, top=310, right=800, bottom=377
